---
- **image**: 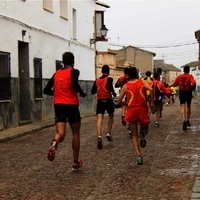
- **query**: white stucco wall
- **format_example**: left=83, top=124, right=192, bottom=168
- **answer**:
left=0, top=0, right=97, bottom=81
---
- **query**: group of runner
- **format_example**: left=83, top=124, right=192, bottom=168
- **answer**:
left=43, top=51, right=196, bottom=170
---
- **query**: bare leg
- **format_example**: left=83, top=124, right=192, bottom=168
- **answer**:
left=108, top=113, right=114, bottom=133
left=54, top=122, right=66, bottom=142
left=181, top=104, right=186, bottom=121
left=186, top=104, right=191, bottom=120
left=96, top=114, right=104, bottom=137
left=70, top=121, right=81, bottom=161
left=129, top=122, right=141, bottom=156
left=155, top=104, right=161, bottom=123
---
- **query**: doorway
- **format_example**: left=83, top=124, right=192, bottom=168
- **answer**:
left=18, top=41, right=31, bottom=124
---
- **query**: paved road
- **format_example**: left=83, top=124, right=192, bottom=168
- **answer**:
left=1, top=98, right=200, bottom=200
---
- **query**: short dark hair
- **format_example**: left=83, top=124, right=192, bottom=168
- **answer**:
left=157, top=68, right=162, bottom=75
left=62, top=52, right=74, bottom=66
left=153, top=72, right=160, bottom=80
left=145, top=71, right=151, bottom=77
left=183, top=65, right=190, bottom=73
left=124, top=67, right=129, bottom=75
left=128, top=67, right=138, bottom=79
left=102, top=65, right=110, bottom=74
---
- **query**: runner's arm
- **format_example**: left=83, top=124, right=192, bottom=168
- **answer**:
left=91, top=80, right=97, bottom=94
left=43, top=74, right=54, bottom=96
left=71, top=69, right=86, bottom=97
left=116, top=85, right=127, bottom=106
left=115, top=79, right=120, bottom=88
left=107, top=77, right=116, bottom=97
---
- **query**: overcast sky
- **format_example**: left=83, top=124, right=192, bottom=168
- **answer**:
left=103, top=0, right=200, bottom=68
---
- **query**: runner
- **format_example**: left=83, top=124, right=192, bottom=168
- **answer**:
left=116, top=67, right=155, bottom=165
left=152, top=72, right=168, bottom=128
left=142, top=71, right=154, bottom=120
left=91, top=65, right=116, bottom=149
left=115, top=67, right=130, bottom=125
left=165, top=84, right=173, bottom=106
left=171, top=65, right=196, bottom=130
left=43, top=52, right=86, bottom=171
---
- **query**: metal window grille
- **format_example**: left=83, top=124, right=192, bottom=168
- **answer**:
left=0, top=52, right=11, bottom=100
left=34, top=58, right=42, bottom=98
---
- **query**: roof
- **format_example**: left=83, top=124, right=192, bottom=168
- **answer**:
left=120, top=45, right=156, bottom=57
left=154, top=59, right=181, bottom=72
left=180, top=61, right=198, bottom=69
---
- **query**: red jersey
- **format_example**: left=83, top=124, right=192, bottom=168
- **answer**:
left=96, top=76, right=112, bottom=100
left=118, top=75, right=129, bottom=88
left=165, top=87, right=172, bottom=95
left=53, top=67, right=79, bottom=105
left=172, top=73, right=196, bottom=91
left=152, top=80, right=167, bottom=101
left=126, top=80, right=148, bottom=109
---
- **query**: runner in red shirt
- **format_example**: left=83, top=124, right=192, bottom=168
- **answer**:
left=165, top=84, right=173, bottom=106
left=172, top=65, right=196, bottom=130
left=116, top=67, right=155, bottom=165
left=91, top=65, right=116, bottom=149
left=142, top=71, right=154, bottom=120
left=43, top=52, right=86, bottom=171
left=152, top=73, right=168, bottom=128
left=115, top=67, right=130, bottom=125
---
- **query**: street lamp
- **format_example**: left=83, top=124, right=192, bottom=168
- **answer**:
left=90, top=25, right=109, bottom=44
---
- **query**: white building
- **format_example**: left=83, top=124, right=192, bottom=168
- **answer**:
left=0, top=0, right=109, bottom=130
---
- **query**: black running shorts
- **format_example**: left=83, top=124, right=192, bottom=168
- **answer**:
left=179, top=90, right=192, bottom=105
left=96, top=99, right=115, bottom=115
left=54, top=104, right=81, bottom=124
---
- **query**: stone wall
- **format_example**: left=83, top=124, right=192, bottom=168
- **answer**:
left=0, top=79, right=96, bottom=131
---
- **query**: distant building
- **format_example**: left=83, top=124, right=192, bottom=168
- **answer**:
left=154, top=60, right=181, bottom=84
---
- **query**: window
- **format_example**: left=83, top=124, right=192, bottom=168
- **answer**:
left=56, top=60, right=63, bottom=71
left=0, top=52, right=11, bottom=100
left=60, top=0, right=68, bottom=19
left=43, top=0, right=53, bottom=12
left=34, top=58, right=42, bottom=99
left=95, top=11, right=104, bottom=39
left=72, top=8, right=77, bottom=39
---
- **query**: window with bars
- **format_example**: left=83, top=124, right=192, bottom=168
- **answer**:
left=34, top=58, right=42, bottom=99
left=0, top=52, right=11, bottom=100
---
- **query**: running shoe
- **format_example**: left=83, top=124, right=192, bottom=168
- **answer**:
left=106, top=132, right=113, bottom=141
left=183, top=121, right=187, bottom=131
left=47, top=140, right=58, bottom=162
left=154, top=122, right=159, bottom=128
left=97, top=136, right=103, bottom=149
left=137, top=156, right=143, bottom=165
left=121, top=115, right=126, bottom=125
left=72, top=159, right=83, bottom=172
left=186, top=120, right=191, bottom=127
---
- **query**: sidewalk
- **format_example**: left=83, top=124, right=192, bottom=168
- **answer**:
left=0, top=118, right=55, bottom=143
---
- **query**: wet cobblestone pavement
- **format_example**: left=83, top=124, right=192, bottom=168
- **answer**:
left=1, top=98, right=200, bottom=200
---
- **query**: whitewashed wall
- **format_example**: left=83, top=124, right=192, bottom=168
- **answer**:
left=0, top=0, right=97, bottom=80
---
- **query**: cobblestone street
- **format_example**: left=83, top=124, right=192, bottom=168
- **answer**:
left=1, top=98, right=200, bottom=200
